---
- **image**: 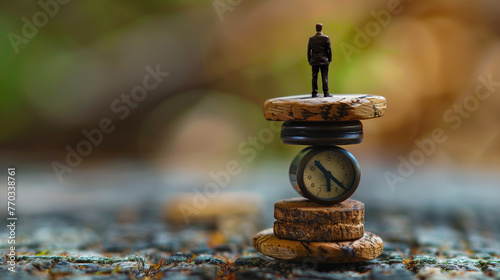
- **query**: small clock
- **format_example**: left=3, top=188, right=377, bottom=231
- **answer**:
left=289, top=146, right=360, bottom=205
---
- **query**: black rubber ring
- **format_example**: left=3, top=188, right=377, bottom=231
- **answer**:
left=281, top=121, right=363, bottom=145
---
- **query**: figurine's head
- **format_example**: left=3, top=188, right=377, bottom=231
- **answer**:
left=316, top=23, right=323, bottom=32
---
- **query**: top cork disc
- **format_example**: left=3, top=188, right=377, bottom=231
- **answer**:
left=263, top=94, right=386, bottom=121
left=274, top=197, right=364, bottom=225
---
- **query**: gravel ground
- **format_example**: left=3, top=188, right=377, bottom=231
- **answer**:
left=0, top=161, right=499, bottom=279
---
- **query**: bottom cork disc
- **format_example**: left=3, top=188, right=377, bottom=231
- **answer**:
left=253, top=228, right=383, bottom=263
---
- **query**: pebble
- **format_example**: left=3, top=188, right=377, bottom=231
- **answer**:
left=49, top=261, right=75, bottom=275
left=235, top=268, right=279, bottom=280
left=74, top=256, right=113, bottom=264
left=412, top=255, right=438, bottom=264
left=160, top=267, right=216, bottom=280
left=166, top=254, right=189, bottom=263
left=388, top=257, right=404, bottom=264
left=209, top=258, right=225, bottom=265
left=0, top=270, right=49, bottom=280
left=194, top=255, right=213, bottom=264
left=294, top=269, right=363, bottom=279
left=29, top=259, right=54, bottom=270
left=367, top=267, right=415, bottom=280
left=357, top=261, right=390, bottom=273
left=234, top=256, right=264, bottom=267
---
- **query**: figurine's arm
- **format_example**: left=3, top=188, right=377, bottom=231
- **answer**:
left=307, top=39, right=312, bottom=63
left=327, top=37, right=332, bottom=63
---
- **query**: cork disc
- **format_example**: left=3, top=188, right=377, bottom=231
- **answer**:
left=253, top=228, right=383, bottom=263
left=263, top=94, right=386, bottom=121
left=163, top=193, right=261, bottom=225
left=274, top=221, right=364, bottom=242
left=274, top=198, right=364, bottom=225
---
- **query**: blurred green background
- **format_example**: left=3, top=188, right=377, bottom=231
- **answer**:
left=1, top=0, right=500, bottom=199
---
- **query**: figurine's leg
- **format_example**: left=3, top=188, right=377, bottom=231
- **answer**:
left=311, top=66, right=319, bottom=97
left=321, top=65, right=331, bottom=97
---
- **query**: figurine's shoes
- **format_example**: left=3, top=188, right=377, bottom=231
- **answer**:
left=324, top=93, right=332, bottom=97
left=311, top=93, right=318, bottom=98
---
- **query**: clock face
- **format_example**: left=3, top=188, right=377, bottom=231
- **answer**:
left=302, top=150, right=356, bottom=199
left=290, top=146, right=360, bottom=205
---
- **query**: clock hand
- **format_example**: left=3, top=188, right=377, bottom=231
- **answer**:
left=326, top=172, right=348, bottom=191
left=314, top=160, right=331, bottom=192
left=314, top=160, right=328, bottom=174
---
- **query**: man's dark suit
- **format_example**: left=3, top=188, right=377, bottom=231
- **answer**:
left=308, top=32, right=332, bottom=96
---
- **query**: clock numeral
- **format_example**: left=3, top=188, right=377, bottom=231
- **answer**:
left=309, top=166, right=315, bottom=171
left=310, top=183, right=315, bottom=188
left=307, top=175, right=312, bottom=180
left=326, top=155, right=331, bottom=161
left=344, top=173, right=348, bottom=179
left=341, top=164, right=345, bottom=169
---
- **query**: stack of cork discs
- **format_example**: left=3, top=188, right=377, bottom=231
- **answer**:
left=253, top=94, right=386, bottom=263
left=254, top=198, right=382, bottom=263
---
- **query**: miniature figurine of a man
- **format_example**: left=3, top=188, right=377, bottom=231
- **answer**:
left=308, top=23, right=332, bottom=97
